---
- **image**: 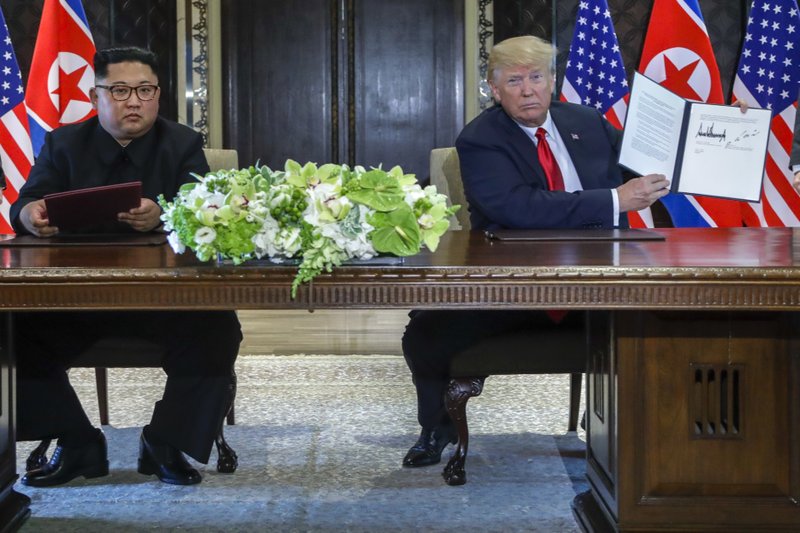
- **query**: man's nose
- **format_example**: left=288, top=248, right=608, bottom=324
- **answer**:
left=521, top=79, right=535, bottom=95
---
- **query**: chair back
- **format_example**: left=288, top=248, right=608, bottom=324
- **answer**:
left=203, top=148, right=239, bottom=172
left=429, top=147, right=469, bottom=231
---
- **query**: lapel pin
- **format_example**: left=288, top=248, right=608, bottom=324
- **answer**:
left=571, top=133, right=580, bottom=140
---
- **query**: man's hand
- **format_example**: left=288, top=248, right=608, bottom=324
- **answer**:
left=118, top=198, right=162, bottom=232
left=794, top=171, right=800, bottom=194
left=20, top=200, right=59, bottom=237
left=617, top=174, right=670, bottom=213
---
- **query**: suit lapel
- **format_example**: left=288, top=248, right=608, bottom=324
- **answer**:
left=551, top=102, right=603, bottom=190
left=495, top=108, right=549, bottom=187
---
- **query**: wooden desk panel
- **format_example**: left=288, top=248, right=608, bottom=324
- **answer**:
left=1, top=228, right=800, bottom=311
left=0, top=227, right=798, bottom=531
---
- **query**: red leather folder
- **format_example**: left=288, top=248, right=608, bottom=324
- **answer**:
left=44, top=181, right=142, bottom=230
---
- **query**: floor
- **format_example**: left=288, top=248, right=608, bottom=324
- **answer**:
left=15, top=355, right=588, bottom=532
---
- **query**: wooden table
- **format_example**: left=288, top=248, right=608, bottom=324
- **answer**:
left=0, top=227, right=797, bottom=531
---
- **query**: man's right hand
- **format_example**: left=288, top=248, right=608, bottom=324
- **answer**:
left=617, top=174, right=670, bottom=213
left=20, top=200, right=59, bottom=237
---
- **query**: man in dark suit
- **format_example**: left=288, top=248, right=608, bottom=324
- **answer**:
left=11, top=46, right=241, bottom=486
left=401, top=35, right=669, bottom=467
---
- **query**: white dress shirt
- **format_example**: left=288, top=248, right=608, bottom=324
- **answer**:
left=517, top=112, right=620, bottom=226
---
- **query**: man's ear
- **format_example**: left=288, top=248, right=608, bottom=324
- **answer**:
left=488, top=80, right=500, bottom=102
left=89, top=87, right=98, bottom=110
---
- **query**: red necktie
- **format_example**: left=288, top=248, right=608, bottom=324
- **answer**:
left=536, top=127, right=568, bottom=324
left=535, top=127, right=565, bottom=191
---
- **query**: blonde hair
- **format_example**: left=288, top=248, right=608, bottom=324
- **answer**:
left=487, top=35, right=554, bottom=83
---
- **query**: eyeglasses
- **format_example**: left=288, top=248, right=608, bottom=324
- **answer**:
left=95, top=84, right=159, bottom=102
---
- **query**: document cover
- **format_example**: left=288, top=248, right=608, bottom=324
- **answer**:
left=44, top=181, right=142, bottom=230
left=485, top=228, right=665, bottom=242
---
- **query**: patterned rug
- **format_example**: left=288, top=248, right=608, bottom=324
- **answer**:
left=16, top=355, right=586, bottom=532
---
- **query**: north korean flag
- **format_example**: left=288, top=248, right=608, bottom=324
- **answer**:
left=25, top=0, right=96, bottom=156
left=638, top=0, right=743, bottom=227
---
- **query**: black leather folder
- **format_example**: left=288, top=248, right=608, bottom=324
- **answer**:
left=485, top=228, right=665, bottom=242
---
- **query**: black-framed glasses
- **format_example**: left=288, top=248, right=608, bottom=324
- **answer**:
left=95, top=84, right=160, bottom=102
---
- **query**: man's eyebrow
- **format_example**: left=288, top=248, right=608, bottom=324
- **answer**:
left=105, top=80, right=156, bottom=85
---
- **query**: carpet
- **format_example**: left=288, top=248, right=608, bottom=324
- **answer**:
left=16, top=355, right=586, bottom=532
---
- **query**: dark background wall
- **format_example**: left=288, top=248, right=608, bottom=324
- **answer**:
left=221, top=0, right=465, bottom=176
left=2, top=0, right=751, bottom=173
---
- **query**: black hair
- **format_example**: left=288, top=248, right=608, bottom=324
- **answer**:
left=94, top=46, right=159, bottom=79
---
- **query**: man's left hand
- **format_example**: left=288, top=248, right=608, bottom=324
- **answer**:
left=118, top=198, right=162, bottom=232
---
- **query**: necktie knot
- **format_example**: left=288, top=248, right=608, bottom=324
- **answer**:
left=535, top=127, right=548, bottom=141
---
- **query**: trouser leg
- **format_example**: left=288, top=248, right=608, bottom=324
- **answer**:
left=401, top=309, right=538, bottom=429
left=14, top=312, right=97, bottom=444
left=147, top=311, right=241, bottom=463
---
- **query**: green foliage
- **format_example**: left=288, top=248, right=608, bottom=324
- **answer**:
left=160, top=160, right=460, bottom=298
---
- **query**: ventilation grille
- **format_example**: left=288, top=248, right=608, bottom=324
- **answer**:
left=690, top=364, right=743, bottom=439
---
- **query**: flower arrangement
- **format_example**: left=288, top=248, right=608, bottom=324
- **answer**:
left=158, top=159, right=460, bottom=296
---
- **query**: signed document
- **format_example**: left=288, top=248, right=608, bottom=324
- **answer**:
left=619, top=72, right=771, bottom=202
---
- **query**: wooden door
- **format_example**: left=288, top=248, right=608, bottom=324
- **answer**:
left=222, top=0, right=464, bottom=182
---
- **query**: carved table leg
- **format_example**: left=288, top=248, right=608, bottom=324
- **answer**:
left=26, top=439, right=51, bottom=472
left=442, top=376, right=485, bottom=486
left=215, top=373, right=238, bottom=473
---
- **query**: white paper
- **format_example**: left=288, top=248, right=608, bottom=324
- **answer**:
left=618, top=72, right=685, bottom=181
left=619, top=72, right=771, bottom=202
left=676, top=104, right=771, bottom=202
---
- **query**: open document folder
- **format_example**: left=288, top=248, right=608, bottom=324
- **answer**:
left=44, top=181, right=142, bottom=230
left=618, top=72, right=771, bottom=202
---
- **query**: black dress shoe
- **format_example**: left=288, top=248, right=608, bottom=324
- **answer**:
left=137, top=432, right=201, bottom=485
left=21, top=430, right=109, bottom=487
left=402, top=424, right=457, bottom=467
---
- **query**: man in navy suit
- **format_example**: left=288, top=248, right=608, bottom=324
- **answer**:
left=401, top=35, right=669, bottom=468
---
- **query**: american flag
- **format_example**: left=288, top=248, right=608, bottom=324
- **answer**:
left=560, top=0, right=629, bottom=128
left=732, top=0, right=800, bottom=226
left=560, top=0, right=653, bottom=227
left=0, top=8, right=33, bottom=234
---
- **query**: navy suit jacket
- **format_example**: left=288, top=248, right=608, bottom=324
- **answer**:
left=456, top=101, right=627, bottom=231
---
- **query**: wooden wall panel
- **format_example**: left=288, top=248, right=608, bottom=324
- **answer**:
left=222, top=0, right=334, bottom=169
left=222, top=0, right=465, bottom=179
left=353, top=0, right=464, bottom=180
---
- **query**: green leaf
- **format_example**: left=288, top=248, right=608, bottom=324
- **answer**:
left=346, top=169, right=404, bottom=211
left=369, top=205, right=421, bottom=256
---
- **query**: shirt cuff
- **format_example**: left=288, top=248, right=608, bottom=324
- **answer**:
left=611, top=188, right=620, bottom=227
left=793, top=164, right=800, bottom=174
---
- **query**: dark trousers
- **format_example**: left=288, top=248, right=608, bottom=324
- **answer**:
left=401, top=309, right=582, bottom=429
left=15, top=310, right=242, bottom=464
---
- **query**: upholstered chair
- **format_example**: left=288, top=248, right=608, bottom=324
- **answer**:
left=429, top=147, right=586, bottom=486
